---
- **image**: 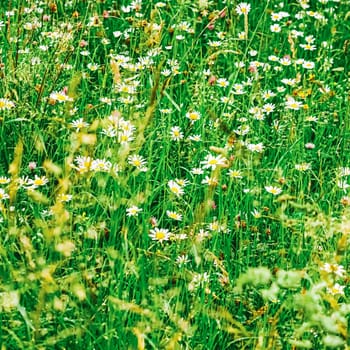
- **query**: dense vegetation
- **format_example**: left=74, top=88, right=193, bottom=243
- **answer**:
left=0, top=0, right=349, bottom=348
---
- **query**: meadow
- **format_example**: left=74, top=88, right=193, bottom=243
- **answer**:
left=0, top=0, right=349, bottom=349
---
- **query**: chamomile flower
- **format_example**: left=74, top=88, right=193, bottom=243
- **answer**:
left=0, top=188, right=10, bottom=200
left=247, top=143, right=264, bottom=153
left=128, top=155, right=147, bottom=169
left=57, top=194, right=73, bottom=202
left=91, top=159, right=112, bottom=172
left=149, top=228, right=171, bottom=242
left=166, top=210, right=183, bottom=221
left=126, top=205, right=142, bottom=217
left=176, top=254, right=190, bottom=266
left=170, top=126, right=184, bottom=141
left=320, top=263, right=345, bottom=277
left=295, top=163, right=311, bottom=171
left=216, top=78, right=229, bottom=87
left=265, top=186, right=282, bottom=195
left=0, top=98, right=15, bottom=110
left=236, top=2, right=251, bottom=15
left=186, top=111, right=201, bottom=123
left=327, top=283, right=345, bottom=295
left=168, top=180, right=184, bottom=196
left=228, top=169, right=243, bottom=179
left=0, top=176, right=11, bottom=185
left=28, top=175, right=49, bottom=188
left=201, top=176, right=218, bottom=186
left=270, top=24, right=281, bottom=33
left=285, top=97, right=303, bottom=110
left=49, top=91, right=73, bottom=103
left=201, top=154, right=227, bottom=170
left=70, top=118, right=90, bottom=131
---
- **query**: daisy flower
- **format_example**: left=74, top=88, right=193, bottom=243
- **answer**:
left=126, top=205, right=142, bottom=217
left=49, top=91, right=73, bottom=103
left=0, top=188, right=10, bottom=200
left=149, top=228, right=171, bottom=242
left=170, top=126, right=184, bottom=141
left=201, top=154, right=227, bottom=170
left=168, top=180, right=184, bottom=196
left=285, top=97, right=303, bottom=110
left=28, top=175, right=49, bottom=188
left=295, top=163, right=311, bottom=171
left=265, top=186, right=282, bottom=195
left=0, top=98, right=15, bottom=110
left=186, top=111, right=201, bottom=123
left=70, top=118, right=90, bottom=132
left=166, top=210, right=182, bottom=221
left=236, top=2, right=251, bottom=15
left=128, top=155, right=147, bottom=169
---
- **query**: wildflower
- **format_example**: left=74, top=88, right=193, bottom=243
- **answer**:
left=188, top=134, right=201, bottom=142
left=168, top=180, right=184, bottom=196
left=166, top=210, right=182, bottom=221
left=201, top=154, right=227, bottom=170
left=191, top=168, right=204, bottom=175
left=0, top=176, right=10, bottom=185
left=208, top=220, right=226, bottom=232
left=237, top=32, right=247, bottom=40
left=295, top=163, right=311, bottom=171
left=28, top=175, right=49, bottom=188
left=265, top=186, right=282, bottom=195
left=186, top=111, right=201, bottom=123
left=176, top=254, right=189, bottom=266
left=70, top=118, right=90, bottom=131
left=251, top=209, right=262, bottom=218
left=263, top=103, right=275, bottom=114
left=87, top=63, right=99, bottom=71
left=201, top=176, right=218, bottom=186
left=281, top=78, right=296, bottom=86
left=262, top=90, right=276, bottom=100
left=302, top=61, right=315, bottom=69
left=285, top=97, right=303, bottom=110
left=321, top=263, right=346, bottom=277
left=228, top=169, right=243, bottom=179
left=0, top=98, right=15, bottom=110
left=57, top=194, right=73, bottom=202
left=340, top=196, right=350, bottom=205
left=49, top=91, right=73, bottom=103
left=208, top=40, right=222, bottom=47
left=175, top=179, right=189, bottom=187
left=279, top=56, right=292, bottom=66
left=270, top=24, right=281, bottom=33
left=305, top=116, right=318, bottom=122
left=74, top=156, right=92, bottom=173
left=126, top=205, right=142, bottom=217
left=247, top=143, right=264, bottom=153
left=149, top=228, right=171, bottom=242
left=128, top=155, right=147, bottom=169
left=236, top=2, right=251, bottom=15
left=170, top=126, right=184, bottom=141
left=91, top=159, right=112, bottom=172
left=300, top=43, right=317, bottom=51
left=216, top=78, right=229, bottom=87
left=327, top=283, right=345, bottom=296
left=305, top=143, right=315, bottom=149
left=0, top=189, right=9, bottom=200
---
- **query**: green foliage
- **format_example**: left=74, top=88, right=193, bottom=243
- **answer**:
left=0, top=0, right=349, bottom=349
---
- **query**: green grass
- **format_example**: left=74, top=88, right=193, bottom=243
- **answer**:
left=0, top=0, right=350, bottom=349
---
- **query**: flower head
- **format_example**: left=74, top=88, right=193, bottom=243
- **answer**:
left=265, top=186, right=282, bottom=195
left=149, top=228, right=171, bottom=242
left=236, top=2, right=251, bottom=15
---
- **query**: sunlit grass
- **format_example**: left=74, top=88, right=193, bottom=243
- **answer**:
left=0, top=0, right=349, bottom=349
